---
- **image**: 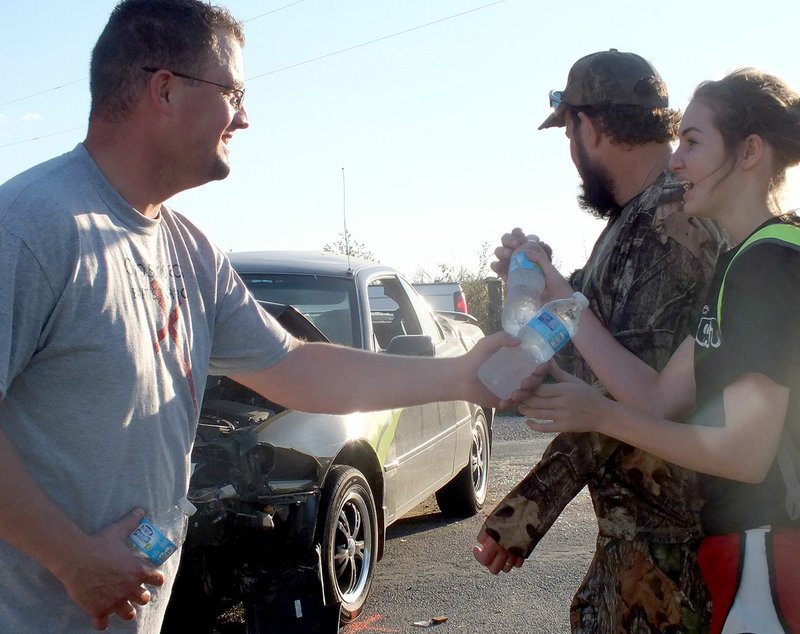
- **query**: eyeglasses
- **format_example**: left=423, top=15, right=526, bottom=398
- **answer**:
left=548, top=90, right=564, bottom=109
left=142, top=67, right=245, bottom=110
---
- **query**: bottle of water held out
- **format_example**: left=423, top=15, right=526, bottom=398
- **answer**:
left=479, top=291, right=590, bottom=400
left=502, top=235, right=545, bottom=336
left=128, top=496, right=197, bottom=566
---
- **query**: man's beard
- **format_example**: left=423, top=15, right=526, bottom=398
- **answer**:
left=575, top=138, right=622, bottom=220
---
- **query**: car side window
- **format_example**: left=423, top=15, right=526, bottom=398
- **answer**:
left=399, top=278, right=444, bottom=342
left=367, top=276, right=426, bottom=350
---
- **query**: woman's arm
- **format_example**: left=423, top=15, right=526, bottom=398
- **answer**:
left=522, top=241, right=697, bottom=419
left=521, top=369, right=788, bottom=482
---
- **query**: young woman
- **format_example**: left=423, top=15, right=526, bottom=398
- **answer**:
left=512, top=69, right=800, bottom=632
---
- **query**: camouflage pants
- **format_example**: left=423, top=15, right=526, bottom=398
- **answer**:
left=570, top=537, right=711, bottom=633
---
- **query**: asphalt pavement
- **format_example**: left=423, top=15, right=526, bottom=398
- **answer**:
left=341, top=415, right=597, bottom=634
left=203, top=416, right=598, bottom=633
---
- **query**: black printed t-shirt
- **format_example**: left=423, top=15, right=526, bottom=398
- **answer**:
left=693, top=214, right=800, bottom=534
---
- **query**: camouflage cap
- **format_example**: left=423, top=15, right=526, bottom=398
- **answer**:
left=538, top=49, right=669, bottom=130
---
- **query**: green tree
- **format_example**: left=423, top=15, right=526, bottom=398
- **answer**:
left=323, top=230, right=376, bottom=261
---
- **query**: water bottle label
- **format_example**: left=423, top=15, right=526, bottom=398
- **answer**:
left=509, top=251, right=542, bottom=273
left=528, top=310, right=570, bottom=352
left=128, top=517, right=178, bottom=565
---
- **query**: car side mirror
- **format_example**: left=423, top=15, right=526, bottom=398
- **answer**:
left=384, top=334, right=435, bottom=357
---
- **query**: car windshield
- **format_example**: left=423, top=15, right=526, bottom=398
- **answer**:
left=240, top=273, right=359, bottom=347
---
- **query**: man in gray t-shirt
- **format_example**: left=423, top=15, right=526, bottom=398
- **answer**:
left=0, top=3, right=515, bottom=632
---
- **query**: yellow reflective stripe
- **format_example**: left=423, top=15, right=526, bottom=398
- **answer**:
left=375, top=409, right=403, bottom=465
left=717, top=224, right=800, bottom=330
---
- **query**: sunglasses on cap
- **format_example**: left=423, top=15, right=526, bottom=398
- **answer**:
left=548, top=89, right=565, bottom=109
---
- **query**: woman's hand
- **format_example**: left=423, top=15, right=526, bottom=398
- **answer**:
left=519, top=363, right=619, bottom=434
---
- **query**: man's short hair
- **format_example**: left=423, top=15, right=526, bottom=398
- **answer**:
left=89, top=0, right=245, bottom=122
left=567, top=103, right=681, bottom=145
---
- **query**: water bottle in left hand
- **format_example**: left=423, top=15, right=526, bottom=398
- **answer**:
left=501, top=235, right=545, bottom=336
left=128, top=496, right=197, bottom=565
left=479, top=292, right=589, bottom=399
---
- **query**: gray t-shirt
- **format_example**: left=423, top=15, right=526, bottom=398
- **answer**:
left=0, top=144, right=291, bottom=632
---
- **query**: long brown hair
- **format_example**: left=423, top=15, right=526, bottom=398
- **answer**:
left=692, top=69, right=800, bottom=195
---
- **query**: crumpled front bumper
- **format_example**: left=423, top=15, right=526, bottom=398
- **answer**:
left=180, top=408, right=326, bottom=604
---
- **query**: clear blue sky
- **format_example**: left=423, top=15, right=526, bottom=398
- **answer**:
left=2, top=0, right=799, bottom=279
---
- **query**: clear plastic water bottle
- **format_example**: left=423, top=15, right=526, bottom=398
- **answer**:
left=479, top=291, right=589, bottom=399
left=128, top=496, right=197, bottom=565
left=502, top=235, right=545, bottom=336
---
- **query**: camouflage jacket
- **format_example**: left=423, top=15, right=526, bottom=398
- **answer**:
left=483, top=171, right=727, bottom=632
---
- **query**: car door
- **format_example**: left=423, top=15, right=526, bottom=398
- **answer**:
left=367, top=276, right=456, bottom=515
left=403, top=281, right=470, bottom=478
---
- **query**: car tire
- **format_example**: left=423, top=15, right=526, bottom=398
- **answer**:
left=316, top=465, right=378, bottom=624
left=435, top=409, right=490, bottom=517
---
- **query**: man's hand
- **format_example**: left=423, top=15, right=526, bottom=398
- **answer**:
left=460, top=332, right=553, bottom=411
left=54, top=509, right=165, bottom=630
left=473, top=528, right=525, bottom=574
left=489, top=228, right=553, bottom=282
left=461, top=330, right=523, bottom=410
left=490, top=228, right=528, bottom=280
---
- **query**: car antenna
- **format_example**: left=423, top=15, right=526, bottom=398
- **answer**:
left=342, top=167, right=352, bottom=273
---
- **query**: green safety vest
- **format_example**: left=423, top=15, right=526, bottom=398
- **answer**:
left=717, top=223, right=800, bottom=329
left=714, top=222, right=800, bottom=519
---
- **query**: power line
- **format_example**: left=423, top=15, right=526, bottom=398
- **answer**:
left=245, top=0, right=307, bottom=22
left=0, top=78, right=87, bottom=108
left=0, top=0, right=308, bottom=109
left=0, top=126, right=85, bottom=149
left=0, top=1, right=507, bottom=150
left=247, top=0, right=507, bottom=81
